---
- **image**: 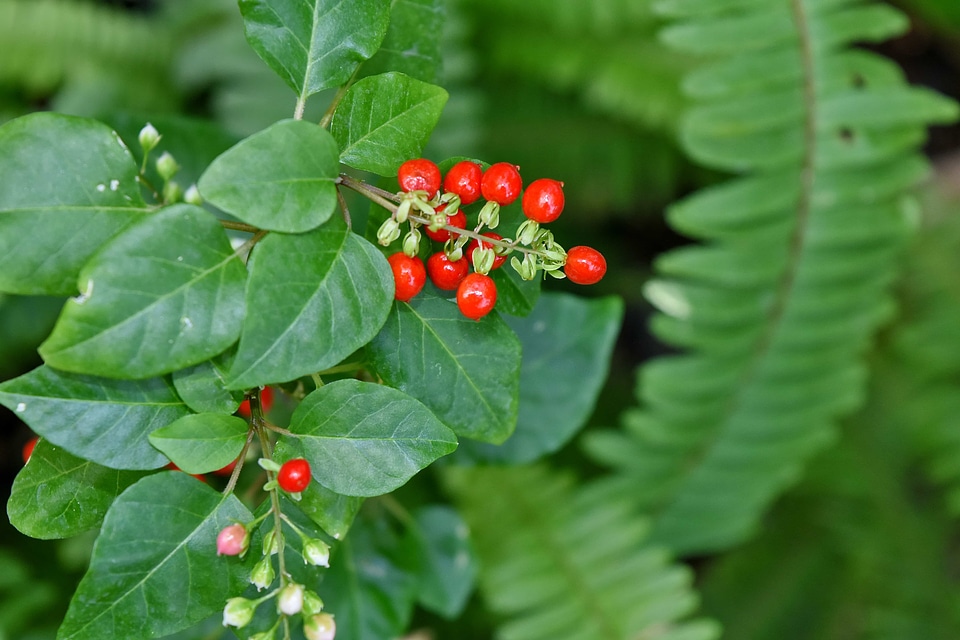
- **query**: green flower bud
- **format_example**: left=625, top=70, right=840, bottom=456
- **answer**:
left=184, top=184, right=203, bottom=206
left=162, top=180, right=182, bottom=204
left=222, top=597, right=256, bottom=628
left=302, top=590, right=325, bottom=617
left=262, top=527, right=280, bottom=556
left=478, top=200, right=500, bottom=229
left=472, top=246, right=495, bottom=275
left=250, top=556, right=275, bottom=591
left=257, top=457, right=282, bottom=473
left=402, top=228, right=421, bottom=257
left=250, top=630, right=276, bottom=640
left=377, top=218, right=401, bottom=246
left=517, top=219, right=539, bottom=246
left=156, top=151, right=179, bottom=182
left=138, top=123, right=161, bottom=153
left=303, top=538, right=330, bottom=567
left=395, top=199, right=411, bottom=224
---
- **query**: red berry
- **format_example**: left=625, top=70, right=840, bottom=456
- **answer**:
left=212, top=459, right=238, bottom=477
left=457, top=273, right=497, bottom=320
left=22, top=436, right=38, bottom=464
left=424, top=207, right=467, bottom=243
left=427, top=252, right=470, bottom=290
left=481, top=163, right=522, bottom=206
left=522, top=178, right=565, bottom=223
left=564, top=246, right=607, bottom=285
left=238, top=386, right=274, bottom=418
left=278, top=458, right=311, bottom=493
left=388, top=252, right=426, bottom=302
left=398, top=158, right=441, bottom=196
left=443, top=160, right=483, bottom=205
left=166, top=462, right=207, bottom=482
left=467, top=232, right=507, bottom=270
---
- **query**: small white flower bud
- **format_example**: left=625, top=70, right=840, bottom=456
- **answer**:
left=278, top=583, right=304, bottom=616
left=303, top=539, right=330, bottom=567
left=222, top=597, right=256, bottom=628
left=138, top=123, right=161, bottom=153
left=184, top=184, right=203, bottom=206
left=156, top=151, right=179, bottom=182
left=302, top=590, right=325, bottom=617
left=250, top=556, right=275, bottom=591
left=303, top=613, right=336, bottom=640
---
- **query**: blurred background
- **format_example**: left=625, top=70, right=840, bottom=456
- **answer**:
left=2, top=0, right=960, bottom=637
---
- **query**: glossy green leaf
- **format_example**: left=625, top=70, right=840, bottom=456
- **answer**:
left=402, top=506, right=477, bottom=619
left=274, top=439, right=363, bottom=540
left=0, top=112, right=145, bottom=295
left=238, top=0, right=390, bottom=100
left=171, top=355, right=243, bottom=415
left=490, top=266, right=541, bottom=317
left=319, top=513, right=417, bottom=640
left=227, top=216, right=392, bottom=389
left=459, top=294, right=623, bottom=464
left=38, top=204, right=246, bottom=379
left=7, top=439, right=148, bottom=540
left=0, top=365, right=189, bottom=470
left=288, top=379, right=457, bottom=496
left=197, top=119, right=340, bottom=233
left=57, top=473, right=253, bottom=640
left=367, top=289, right=522, bottom=443
left=361, top=0, right=443, bottom=83
left=148, top=414, right=249, bottom=475
left=332, top=72, right=449, bottom=176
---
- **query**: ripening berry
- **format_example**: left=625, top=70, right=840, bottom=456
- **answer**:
left=222, top=597, right=256, bottom=628
left=217, top=523, right=249, bottom=556
left=238, top=386, right=274, bottom=418
left=278, top=583, right=305, bottom=616
left=388, top=252, right=426, bottom=302
left=424, top=207, right=467, bottom=243
left=22, top=436, right=38, bottom=464
left=522, top=178, right=565, bottom=223
left=397, top=158, right=441, bottom=196
left=467, top=232, right=507, bottom=271
left=443, top=160, right=483, bottom=205
left=457, top=273, right=498, bottom=320
left=480, top=163, right=522, bottom=206
left=427, top=252, right=470, bottom=290
left=563, top=246, right=607, bottom=285
left=304, top=613, right=337, bottom=640
left=277, top=458, right=312, bottom=493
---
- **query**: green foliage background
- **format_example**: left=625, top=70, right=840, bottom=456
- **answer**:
left=2, top=0, right=960, bottom=638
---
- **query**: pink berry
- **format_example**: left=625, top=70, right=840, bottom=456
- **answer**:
left=216, top=523, right=249, bottom=556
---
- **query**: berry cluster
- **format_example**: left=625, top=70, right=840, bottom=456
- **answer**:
left=378, top=158, right=606, bottom=320
left=216, top=456, right=336, bottom=639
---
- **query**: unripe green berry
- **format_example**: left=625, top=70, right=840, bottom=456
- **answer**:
left=156, top=151, right=179, bottom=182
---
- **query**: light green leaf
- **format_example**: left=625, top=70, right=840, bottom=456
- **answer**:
left=368, top=289, right=521, bottom=443
left=38, top=204, right=246, bottom=379
left=458, top=294, right=623, bottom=464
left=7, top=439, right=149, bottom=540
left=198, top=119, right=340, bottom=233
left=332, top=72, right=448, bottom=176
left=0, top=112, right=145, bottom=295
left=238, top=0, right=390, bottom=100
left=0, top=365, right=189, bottom=470
left=361, top=0, right=444, bottom=83
left=148, top=414, right=249, bottom=475
left=288, top=379, right=457, bottom=497
left=57, top=473, right=253, bottom=640
left=227, top=216, right=392, bottom=390
left=172, top=354, right=243, bottom=415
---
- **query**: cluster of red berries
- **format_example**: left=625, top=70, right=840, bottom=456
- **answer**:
left=381, top=158, right=606, bottom=320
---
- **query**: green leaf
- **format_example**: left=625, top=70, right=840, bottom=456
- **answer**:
left=227, top=216, right=392, bottom=389
left=319, top=512, right=417, bottom=640
left=238, top=0, right=390, bottom=100
left=172, top=354, right=243, bottom=415
left=148, top=414, right=249, bottom=475
left=274, top=438, right=363, bottom=540
left=57, top=473, right=253, bottom=640
left=368, top=289, right=522, bottom=443
left=0, top=112, right=145, bottom=295
left=459, top=293, right=623, bottom=463
left=361, top=0, right=444, bottom=83
left=288, top=379, right=457, bottom=496
left=38, top=204, right=246, bottom=379
left=7, top=439, right=149, bottom=540
left=197, top=119, right=340, bottom=233
left=401, top=506, right=477, bottom=619
left=0, top=365, right=190, bottom=470
left=332, top=72, right=449, bottom=176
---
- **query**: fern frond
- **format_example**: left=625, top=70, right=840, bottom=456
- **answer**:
left=445, top=465, right=720, bottom=640
left=582, top=0, right=958, bottom=555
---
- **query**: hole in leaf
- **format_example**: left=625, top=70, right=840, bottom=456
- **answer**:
left=839, top=127, right=855, bottom=143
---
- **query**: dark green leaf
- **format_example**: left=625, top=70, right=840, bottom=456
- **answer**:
left=361, top=0, right=444, bottom=83
left=332, top=72, right=449, bottom=176
left=288, top=379, right=457, bottom=496
left=459, top=293, right=623, bottom=463
left=0, top=112, right=145, bottom=295
left=7, top=439, right=149, bottom=539
left=401, top=506, right=477, bottom=619
left=198, top=119, right=340, bottom=233
left=148, top=414, right=249, bottom=474
left=57, top=473, right=253, bottom=640
left=238, top=0, right=390, bottom=100
left=227, top=216, right=392, bottom=389
left=172, top=355, right=243, bottom=415
left=0, top=365, right=189, bottom=470
left=368, top=289, right=521, bottom=443
left=38, top=204, right=246, bottom=379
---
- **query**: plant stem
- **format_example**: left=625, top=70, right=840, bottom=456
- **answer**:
left=336, top=186, right=352, bottom=228
left=294, top=94, right=307, bottom=121
left=220, top=220, right=260, bottom=233
left=223, top=427, right=256, bottom=496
